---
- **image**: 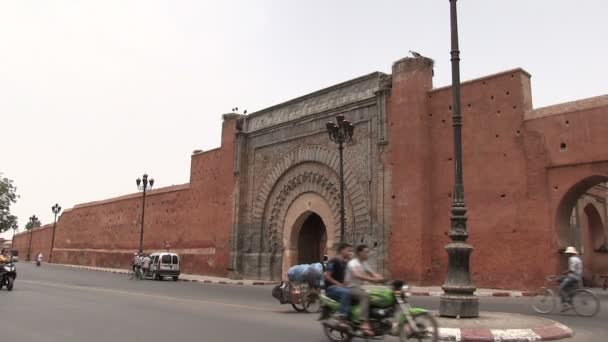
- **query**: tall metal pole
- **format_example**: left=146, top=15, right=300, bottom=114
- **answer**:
left=439, top=0, right=479, bottom=318
left=50, top=213, right=57, bottom=262
left=338, top=142, right=345, bottom=243
left=326, top=114, right=354, bottom=245
left=27, top=226, right=34, bottom=261
left=136, top=174, right=153, bottom=254
left=50, top=203, right=61, bottom=263
left=139, top=186, right=146, bottom=253
left=10, top=226, right=17, bottom=250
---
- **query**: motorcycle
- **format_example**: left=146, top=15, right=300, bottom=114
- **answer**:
left=0, top=261, right=17, bottom=291
left=319, top=281, right=438, bottom=342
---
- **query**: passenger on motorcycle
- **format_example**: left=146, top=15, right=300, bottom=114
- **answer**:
left=345, top=244, right=384, bottom=337
left=559, top=246, right=583, bottom=311
left=323, top=243, right=353, bottom=326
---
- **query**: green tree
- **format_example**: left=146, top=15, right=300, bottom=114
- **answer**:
left=0, top=173, right=19, bottom=233
left=25, top=217, right=41, bottom=230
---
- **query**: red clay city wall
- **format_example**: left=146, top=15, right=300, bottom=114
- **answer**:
left=388, top=57, right=608, bottom=290
left=13, top=224, right=53, bottom=262
left=11, top=56, right=608, bottom=290
left=14, top=116, right=240, bottom=277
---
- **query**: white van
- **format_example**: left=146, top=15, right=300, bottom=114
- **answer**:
left=148, top=252, right=180, bottom=281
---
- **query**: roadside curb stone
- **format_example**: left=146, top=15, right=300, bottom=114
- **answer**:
left=438, top=323, right=574, bottom=341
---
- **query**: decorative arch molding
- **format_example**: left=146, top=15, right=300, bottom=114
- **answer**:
left=252, top=145, right=370, bottom=251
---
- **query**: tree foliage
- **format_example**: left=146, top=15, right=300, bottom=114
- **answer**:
left=0, top=173, right=19, bottom=233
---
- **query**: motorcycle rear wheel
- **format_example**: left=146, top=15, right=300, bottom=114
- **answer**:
left=6, top=276, right=14, bottom=291
left=323, top=324, right=352, bottom=342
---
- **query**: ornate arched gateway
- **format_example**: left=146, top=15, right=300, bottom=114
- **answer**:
left=252, top=146, right=370, bottom=280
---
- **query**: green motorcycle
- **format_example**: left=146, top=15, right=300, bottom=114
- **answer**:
left=319, top=281, right=438, bottom=342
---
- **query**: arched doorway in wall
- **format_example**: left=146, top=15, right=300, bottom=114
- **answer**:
left=555, top=176, right=608, bottom=285
left=556, top=176, right=608, bottom=248
left=297, top=213, right=327, bottom=265
left=281, top=192, right=337, bottom=280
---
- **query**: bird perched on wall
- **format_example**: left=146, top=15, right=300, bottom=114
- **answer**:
left=409, top=50, right=435, bottom=76
left=244, top=110, right=247, bottom=114
left=231, top=107, right=239, bottom=112
left=409, top=50, right=423, bottom=58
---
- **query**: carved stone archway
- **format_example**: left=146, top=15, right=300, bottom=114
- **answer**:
left=252, top=145, right=370, bottom=280
left=252, top=145, right=369, bottom=246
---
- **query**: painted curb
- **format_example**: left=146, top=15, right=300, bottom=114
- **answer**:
left=438, top=323, right=574, bottom=341
left=410, top=291, right=538, bottom=298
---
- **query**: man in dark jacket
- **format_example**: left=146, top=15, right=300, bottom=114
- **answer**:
left=324, top=243, right=353, bottom=322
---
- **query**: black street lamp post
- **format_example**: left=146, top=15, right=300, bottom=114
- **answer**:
left=27, top=215, right=38, bottom=262
left=9, top=220, right=18, bottom=250
left=136, top=174, right=154, bottom=253
left=439, top=0, right=479, bottom=318
left=49, top=203, right=62, bottom=263
left=326, top=114, right=355, bottom=243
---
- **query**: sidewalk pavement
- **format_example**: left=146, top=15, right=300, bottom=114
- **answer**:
left=436, top=312, right=573, bottom=341
left=42, top=262, right=608, bottom=297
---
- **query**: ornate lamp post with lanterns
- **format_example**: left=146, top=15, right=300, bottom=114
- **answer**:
left=136, top=174, right=154, bottom=253
left=49, top=203, right=62, bottom=263
left=326, top=114, right=355, bottom=243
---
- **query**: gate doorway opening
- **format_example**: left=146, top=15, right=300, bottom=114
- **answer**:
left=556, top=177, right=608, bottom=286
left=297, top=213, right=327, bottom=264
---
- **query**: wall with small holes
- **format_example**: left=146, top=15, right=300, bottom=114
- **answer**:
left=388, top=56, right=608, bottom=290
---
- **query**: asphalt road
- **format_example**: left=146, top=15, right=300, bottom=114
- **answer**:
left=1, top=263, right=606, bottom=342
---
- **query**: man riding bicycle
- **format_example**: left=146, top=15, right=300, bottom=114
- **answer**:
left=559, top=246, right=583, bottom=311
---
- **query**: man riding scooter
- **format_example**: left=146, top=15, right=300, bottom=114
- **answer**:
left=344, top=244, right=384, bottom=336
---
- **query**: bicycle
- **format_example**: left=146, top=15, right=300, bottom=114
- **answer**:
left=128, top=266, right=144, bottom=280
left=532, top=275, right=600, bottom=317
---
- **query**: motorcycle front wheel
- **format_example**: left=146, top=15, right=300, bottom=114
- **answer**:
left=400, top=312, right=438, bottom=342
left=6, top=276, right=14, bottom=291
left=323, top=324, right=352, bottom=342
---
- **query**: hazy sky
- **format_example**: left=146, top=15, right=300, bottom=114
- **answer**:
left=1, top=0, right=607, bottom=238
